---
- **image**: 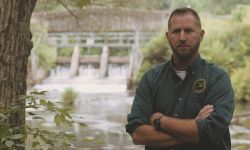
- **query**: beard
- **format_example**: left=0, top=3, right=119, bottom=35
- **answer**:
left=170, top=40, right=201, bottom=60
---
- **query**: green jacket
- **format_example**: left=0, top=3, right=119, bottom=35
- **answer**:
left=126, top=56, right=235, bottom=150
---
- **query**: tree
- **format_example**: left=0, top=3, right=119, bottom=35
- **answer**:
left=0, top=0, right=37, bottom=148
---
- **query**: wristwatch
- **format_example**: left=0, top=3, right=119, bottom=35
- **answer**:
left=153, top=116, right=163, bottom=131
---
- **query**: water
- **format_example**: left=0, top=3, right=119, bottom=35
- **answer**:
left=29, top=64, right=144, bottom=150
left=29, top=64, right=250, bottom=150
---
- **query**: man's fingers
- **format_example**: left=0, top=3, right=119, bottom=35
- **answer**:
left=199, top=107, right=213, bottom=116
left=199, top=105, right=213, bottom=114
left=196, top=105, right=214, bottom=120
left=202, top=108, right=213, bottom=117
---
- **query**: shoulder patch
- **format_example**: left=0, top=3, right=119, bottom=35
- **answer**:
left=193, top=79, right=207, bottom=93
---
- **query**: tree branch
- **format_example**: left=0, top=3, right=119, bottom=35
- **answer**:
left=56, top=0, right=80, bottom=25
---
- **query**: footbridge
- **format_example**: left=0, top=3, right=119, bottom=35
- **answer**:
left=47, top=31, right=157, bottom=78
left=31, top=7, right=168, bottom=88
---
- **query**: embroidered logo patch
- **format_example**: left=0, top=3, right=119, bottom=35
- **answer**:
left=193, top=79, right=206, bottom=93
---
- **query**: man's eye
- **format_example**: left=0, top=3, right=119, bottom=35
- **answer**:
left=185, top=29, right=193, bottom=33
left=173, top=29, right=181, bottom=33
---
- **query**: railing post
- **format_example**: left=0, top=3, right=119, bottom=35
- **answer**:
left=69, top=45, right=80, bottom=78
left=100, top=45, right=109, bottom=78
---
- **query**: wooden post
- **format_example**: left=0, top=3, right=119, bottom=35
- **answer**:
left=69, top=45, right=80, bottom=78
left=100, top=45, right=109, bottom=78
left=127, top=31, right=142, bottom=91
left=127, top=47, right=135, bottom=91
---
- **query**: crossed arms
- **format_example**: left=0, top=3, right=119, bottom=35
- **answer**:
left=127, top=70, right=235, bottom=148
left=131, top=105, right=214, bottom=148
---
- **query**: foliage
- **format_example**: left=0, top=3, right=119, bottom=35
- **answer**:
left=0, top=107, right=25, bottom=149
left=109, top=48, right=128, bottom=56
left=169, top=0, right=204, bottom=12
left=200, top=14, right=250, bottom=73
left=81, top=47, right=102, bottom=55
left=0, top=91, right=87, bottom=150
left=231, top=61, right=250, bottom=102
left=34, top=0, right=91, bottom=12
left=34, top=0, right=171, bottom=11
left=200, top=6, right=250, bottom=102
left=231, top=4, right=247, bottom=22
left=169, top=0, right=250, bottom=15
left=31, top=20, right=57, bottom=71
left=61, top=88, right=78, bottom=109
left=58, top=47, right=73, bottom=57
left=65, top=0, right=92, bottom=9
left=34, top=0, right=250, bottom=14
left=135, top=30, right=171, bottom=84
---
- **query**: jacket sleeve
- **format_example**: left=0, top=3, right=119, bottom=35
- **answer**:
left=125, top=71, right=154, bottom=136
left=196, top=70, right=235, bottom=144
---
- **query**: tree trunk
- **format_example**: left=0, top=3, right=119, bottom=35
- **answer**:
left=0, top=0, right=37, bottom=147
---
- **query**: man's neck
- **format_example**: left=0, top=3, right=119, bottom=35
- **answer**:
left=173, top=54, right=199, bottom=71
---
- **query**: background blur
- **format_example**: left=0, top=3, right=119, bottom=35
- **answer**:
left=27, top=0, right=250, bottom=149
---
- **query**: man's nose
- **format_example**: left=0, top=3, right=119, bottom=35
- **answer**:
left=180, top=30, right=186, bottom=41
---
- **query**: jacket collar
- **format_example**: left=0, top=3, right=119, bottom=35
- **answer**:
left=169, top=54, right=201, bottom=75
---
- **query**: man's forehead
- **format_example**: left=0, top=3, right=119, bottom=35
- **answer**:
left=170, top=13, right=196, bottom=22
left=168, top=13, right=200, bottom=29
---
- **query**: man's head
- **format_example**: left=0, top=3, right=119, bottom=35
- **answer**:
left=168, top=7, right=202, bottom=29
left=166, top=7, right=204, bottom=61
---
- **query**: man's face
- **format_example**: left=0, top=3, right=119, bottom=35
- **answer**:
left=166, top=13, right=204, bottom=60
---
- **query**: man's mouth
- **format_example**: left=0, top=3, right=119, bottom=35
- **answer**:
left=178, top=45, right=189, bottom=48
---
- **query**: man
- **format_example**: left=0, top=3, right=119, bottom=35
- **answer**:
left=126, top=7, right=235, bottom=150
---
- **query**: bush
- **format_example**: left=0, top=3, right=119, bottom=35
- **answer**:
left=200, top=13, right=250, bottom=73
left=57, top=47, right=73, bottom=57
left=231, top=60, right=250, bottom=102
left=61, top=88, right=78, bottom=109
left=81, top=47, right=102, bottom=55
left=135, top=31, right=171, bottom=83
left=31, top=19, right=57, bottom=71
left=0, top=91, right=86, bottom=150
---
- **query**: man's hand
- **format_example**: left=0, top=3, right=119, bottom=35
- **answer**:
left=150, top=105, right=213, bottom=125
left=196, top=104, right=213, bottom=120
left=150, top=112, right=164, bottom=125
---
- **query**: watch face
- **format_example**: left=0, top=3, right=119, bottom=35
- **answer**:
left=153, top=118, right=161, bottom=131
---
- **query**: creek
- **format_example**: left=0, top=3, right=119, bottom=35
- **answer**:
left=27, top=64, right=250, bottom=150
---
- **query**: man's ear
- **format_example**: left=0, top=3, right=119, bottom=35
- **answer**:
left=200, top=29, right=205, bottom=41
left=166, top=32, right=169, bottom=41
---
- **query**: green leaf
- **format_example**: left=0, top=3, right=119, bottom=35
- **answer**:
left=63, top=142, right=72, bottom=147
left=0, top=113, right=8, bottom=119
left=54, top=114, right=61, bottom=126
left=5, top=140, right=14, bottom=148
left=39, top=135, right=52, bottom=145
left=65, top=112, right=72, bottom=119
left=32, top=141, right=40, bottom=148
left=65, top=133, right=76, bottom=140
left=47, top=101, right=55, bottom=110
left=39, top=99, right=47, bottom=106
left=28, top=112, right=38, bottom=116
left=66, top=120, right=73, bottom=126
left=79, top=122, right=87, bottom=127
left=32, top=116, right=45, bottom=120
left=54, top=114, right=65, bottom=126
left=10, top=134, right=23, bottom=140
left=16, top=143, right=25, bottom=148
left=1, top=137, right=7, bottom=143
left=33, top=133, right=38, bottom=138
left=30, top=91, right=47, bottom=95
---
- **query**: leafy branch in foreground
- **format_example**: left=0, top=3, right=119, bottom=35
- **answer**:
left=0, top=91, right=88, bottom=150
